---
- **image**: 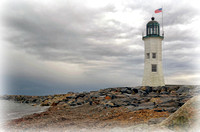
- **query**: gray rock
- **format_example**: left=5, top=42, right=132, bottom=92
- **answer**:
left=158, top=102, right=179, bottom=107
left=160, top=91, right=169, bottom=94
left=159, top=97, right=175, bottom=104
left=154, top=109, right=165, bottom=112
left=148, top=92, right=160, bottom=97
left=75, top=93, right=86, bottom=99
left=120, top=88, right=129, bottom=94
left=135, top=105, right=155, bottom=110
left=166, top=85, right=180, bottom=91
left=176, top=86, right=190, bottom=94
left=111, top=94, right=116, bottom=99
left=115, top=94, right=127, bottom=98
left=66, top=96, right=75, bottom=99
left=148, top=117, right=167, bottom=125
left=69, top=103, right=76, bottom=106
left=164, top=107, right=177, bottom=113
left=132, top=88, right=139, bottom=94
left=161, top=86, right=168, bottom=92
left=58, top=101, right=65, bottom=106
left=134, top=102, right=155, bottom=110
left=111, top=98, right=131, bottom=106
left=145, top=86, right=153, bottom=94
left=127, top=90, right=133, bottom=94
left=139, top=90, right=148, bottom=97
left=105, top=102, right=115, bottom=107
left=126, top=106, right=136, bottom=111
left=152, top=86, right=162, bottom=93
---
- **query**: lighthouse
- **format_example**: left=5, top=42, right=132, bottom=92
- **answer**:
left=142, top=17, right=165, bottom=86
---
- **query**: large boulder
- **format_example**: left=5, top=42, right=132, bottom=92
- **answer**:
left=120, top=87, right=132, bottom=94
left=136, top=103, right=155, bottom=110
left=140, top=86, right=152, bottom=94
left=132, top=88, right=139, bottom=94
left=160, top=95, right=200, bottom=131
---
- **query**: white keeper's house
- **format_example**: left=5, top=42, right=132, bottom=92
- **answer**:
left=142, top=17, right=165, bottom=86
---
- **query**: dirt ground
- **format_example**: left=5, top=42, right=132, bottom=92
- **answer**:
left=4, top=104, right=170, bottom=131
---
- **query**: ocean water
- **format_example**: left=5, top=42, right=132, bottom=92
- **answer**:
left=0, top=100, right=49, bottom=124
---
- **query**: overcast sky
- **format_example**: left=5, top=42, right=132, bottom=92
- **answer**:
left=1, top=0, right=200, bottom=95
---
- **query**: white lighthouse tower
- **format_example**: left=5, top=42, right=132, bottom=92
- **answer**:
left=142, top=17, right=165, bottom=86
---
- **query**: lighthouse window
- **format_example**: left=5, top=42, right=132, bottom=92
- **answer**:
left=152, top=64, right=157, bottom=72
left=152, top=53, right=156, bottom=58
left=154, top=27, right=157, bottom=34
left=146, top=53, right=150, bottom=59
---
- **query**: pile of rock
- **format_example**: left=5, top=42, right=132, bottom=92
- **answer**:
left=2, top=85, right=199, bottom=114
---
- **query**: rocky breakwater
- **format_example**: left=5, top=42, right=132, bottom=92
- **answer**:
left=2, top=85, right=200, bottom=109
left=3, top=85, right=200, bottom=131
left=3, top=85, right=200, bottom=115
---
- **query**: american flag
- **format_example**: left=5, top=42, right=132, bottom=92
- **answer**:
left=155, top=8, right=162, bottom=13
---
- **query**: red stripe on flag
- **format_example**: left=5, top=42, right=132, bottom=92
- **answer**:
left=155, top=8, right=162, bottom=13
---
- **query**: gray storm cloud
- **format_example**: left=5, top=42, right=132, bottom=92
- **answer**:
left=3, top=1, right=138, bottom=64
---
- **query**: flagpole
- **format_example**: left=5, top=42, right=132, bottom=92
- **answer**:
left=162, top=6, right=164, bottom=36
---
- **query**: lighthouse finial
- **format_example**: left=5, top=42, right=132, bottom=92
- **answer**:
left=151, top=17, right=155, bottom=21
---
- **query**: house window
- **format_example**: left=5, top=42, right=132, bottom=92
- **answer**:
left=146, top=53, right=150, bottom=59
left=152, top=53, right=156, bottom=58
left=152, top=64, right=157, bottom=72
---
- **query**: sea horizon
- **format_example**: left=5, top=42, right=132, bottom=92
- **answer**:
left=1, top=84, right=199, bottom=96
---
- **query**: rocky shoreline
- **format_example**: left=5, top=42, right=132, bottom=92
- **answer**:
left=2, top=85, right=200, bottom=131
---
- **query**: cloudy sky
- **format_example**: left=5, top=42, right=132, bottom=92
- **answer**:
left=1, top=0, right=200, bottom=95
